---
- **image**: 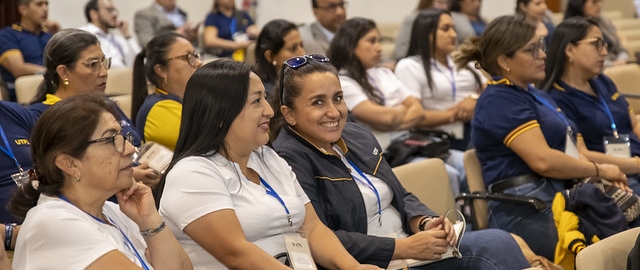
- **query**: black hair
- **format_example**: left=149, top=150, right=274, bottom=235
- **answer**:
left=131, top=32, right=183, bottom=124
left=515, top=0, right=531, bottom=13
left=328, top=17, right=382, bottom=104
left=564, top=0, right=587, bottom=20
left=407, top=9, right=447, bottom=91
left=31, top=29, right=100, bottom=104
left=154, top=59, right=252, bottom=207
left=253, top=19, right=298, bottom=95
left=539, top=17, right=600, bottom=91
left=84, top=0, right=99, bottom=23
left=311, top=0, right=318, bottom=8
left=9, top=94, right=118, bottom=218
left=269, top=59, right=339, bottom=139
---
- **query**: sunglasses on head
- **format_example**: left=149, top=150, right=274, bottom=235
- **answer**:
left=280, top=54, right=331, bottom=104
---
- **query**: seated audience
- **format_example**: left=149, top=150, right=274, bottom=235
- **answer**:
left=542, top=17, right=640, bottom=194
left=456, top=15, right=628, bottom=260
left=253, top=19, right=305, bottom=98
left=132, top=32, right=202, bottom=151
left=134, top=0, right=197, bottom=47
left=80, top=0, right=141, bottom=68
left=515, top=0, right=555, bottom=46
left=28, top=29, right=159, bottom=188
left=0, top=0, right=60, bottom=101
left=269, top=54, right=531, bottom=269
left=203, top=0, right=258, bottom=61
left=155, top=59, right=379, bottom=270
left=0, top=101, right=37, bottom=224
left=329, top=17, right=465, bottom=197
left=393, top=0, right=450, bottom=61
left=564, top=0, right=628, bottom=66
left=449, top=0, right=486, bottom=45
left=299, top=0, right=347, bottom=55
left=395, top=9, right=486, bottom=151
left=9, top=94, right=192, bottom=269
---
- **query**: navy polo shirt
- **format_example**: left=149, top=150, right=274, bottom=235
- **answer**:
left=29, top=94, right=142, bottom=147
left=472, top=77, right=578, bottom=185
left=0, top=24, right=51, bottom=100
left=0, top=101, right=37, bottom=223
left=204, top=10, right=254, bottom=57
left=549, top=75, right=640, bottom=157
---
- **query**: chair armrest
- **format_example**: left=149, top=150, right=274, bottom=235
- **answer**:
left=622, top=93, right=640, bottom=99
left=456, top=192, right=546, bottom=210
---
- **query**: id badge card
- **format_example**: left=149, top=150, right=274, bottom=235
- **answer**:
left=565, top=128, right=579, bottom=159
left=133, top=142, right=173, bottom=174
left=11, top=170, right=30, bottom=186
left=604, top=134, right=631, bottom=158
left=283, top=233, right=317, bottom=270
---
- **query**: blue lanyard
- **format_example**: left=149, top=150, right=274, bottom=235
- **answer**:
left=528, top=91, right=572, bottom=130
left=346, top=159, right=382, bottom=226
left=230, top=17, right=237, bottom=34
left=431, top=60, right=457, bottom=101
left=0, top=124, right=23, bottom=172
left=574, top=89, right=619, bottom=136
left=58, top=194, right=150, bottom=270
left=259, top=176, right=292, bottom=227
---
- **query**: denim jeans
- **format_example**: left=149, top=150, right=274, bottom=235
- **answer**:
left=412, top=229, right=530, bottom=270
left=487, top=178, right=565, bottom=261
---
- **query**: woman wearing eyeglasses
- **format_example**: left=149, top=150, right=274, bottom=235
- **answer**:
left=154, top=59, right=379, bottom=270
left=131, top=32, right=203, bottom=151
left=28, top=29, right=158, bottom=188
left=10, top=94, right=192, bottom=269
left=542, top=17, right=640, bottom=195
left=564, top=0, right=627, bottom=67
left=456, top=15, right=628, bottom=260
left=270, top=54, right=531, bottom=269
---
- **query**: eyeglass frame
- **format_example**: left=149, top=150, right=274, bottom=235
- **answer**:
left=574, top=37, right=608, bottom=53
left=521, top=37, right=546, bottom=59
left=314, top=0, right=348, bottom=12
left=280, top=54, right=331, bottom=105
left=85, top=132, right=134, bottom=154
left=165, top=51, right=204, bottom=67
left=81, top=57, right=112, bottom=74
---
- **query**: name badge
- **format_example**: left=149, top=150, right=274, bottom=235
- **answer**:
left=565, top=128, right=579, bottom=159
left=283, top=234, right=317, bottom=270
left=604, top=134, right=631, bottom=158
left=11, top=170, right=30, bottom=186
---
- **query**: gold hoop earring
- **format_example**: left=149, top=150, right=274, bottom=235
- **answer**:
left=63, top=78, right=70, bottom=86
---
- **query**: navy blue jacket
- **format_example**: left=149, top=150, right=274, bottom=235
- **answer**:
left=273, top=122, right=436, bottom=267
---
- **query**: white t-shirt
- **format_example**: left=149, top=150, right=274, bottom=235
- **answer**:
left=340, top=67, right=412, bottom=149
left=160, top=146, right=310, bottom=270
left=395, top=56, right=486, bottom=138
left=13, top=194, right=151, bottom=269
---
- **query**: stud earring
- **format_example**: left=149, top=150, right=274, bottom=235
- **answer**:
left=63, top=78, right=70, bottom=86
left=162, top=77, right=167, bottom=87
left=272, top=61, right=277, bottom=66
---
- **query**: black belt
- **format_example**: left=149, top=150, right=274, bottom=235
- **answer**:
left=488, top=174, right=540, bottom=193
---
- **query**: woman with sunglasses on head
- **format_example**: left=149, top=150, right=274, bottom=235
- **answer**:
left=329, top=17, right=465, bottom=198
left=456, top=15, right=628, bottom=260
left=154, top=59, right=380, bottom=270
left=270, top=54, right=531, bottom=269
left=131, top=32, right=203, bottom=151
left=253, top=19, right=305, bottom=99
left=564, top=0, right=627, bottom=67
left=10, top=94, right=192, bottom=269
left=28, top=29, right=158, bottom=189
left=395, top=9, right=486, bottom=152
left=542, top=17, right=640, bottom=196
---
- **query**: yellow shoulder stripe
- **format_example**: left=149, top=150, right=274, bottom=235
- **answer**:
left=504, top=120, right=539, bottom=146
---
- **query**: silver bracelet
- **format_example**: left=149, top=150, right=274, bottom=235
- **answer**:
left=140, top=220, right=166, bottom=237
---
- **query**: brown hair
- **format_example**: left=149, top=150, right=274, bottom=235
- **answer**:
left=454, top=15, right=536, bottom=76
left=9, top=94, right=117, bottom=218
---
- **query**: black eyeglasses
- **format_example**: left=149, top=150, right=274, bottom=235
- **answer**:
left=85, top=132, right=134, bottom=154
left=522, top=37, right=546, bottom=59
left=315, top=1, right=348, bottom=12
left=575, top=37, right=608, bottom=53
left=166, top=52, right=203, bottom=67
left=280, top=54, right=331, bottom=104
left=81, top=57, right=111, bottom=74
